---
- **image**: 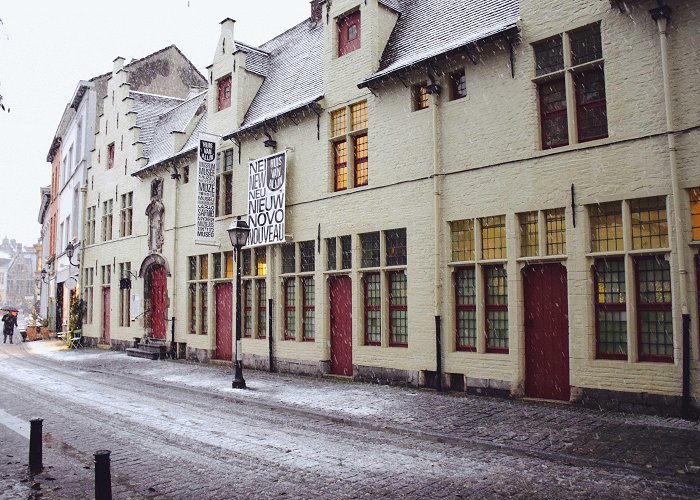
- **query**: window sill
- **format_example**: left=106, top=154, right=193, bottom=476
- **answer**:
left=516, top=255, right=567, bottom=264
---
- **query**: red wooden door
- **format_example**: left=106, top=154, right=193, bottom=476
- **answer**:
left=524, top=263, right=570, bottom=401
left=151, top=266, right=167, bottom=340
left=215, top=283, right=233, bottom=361
left=330, top=276, right=353, bottom=376
left=102, top=287, right=111, bottom=344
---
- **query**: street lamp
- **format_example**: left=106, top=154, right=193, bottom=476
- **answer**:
left=65, top=241, right=79, bottom=266
left=227, top=216, right=251, bottom=389
left=40, top=268, right=49, bottom=284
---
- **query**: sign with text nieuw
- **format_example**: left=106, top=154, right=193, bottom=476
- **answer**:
left=247, top=151, right=287, bottom=247
left=195, top=134, right=217, bottom=244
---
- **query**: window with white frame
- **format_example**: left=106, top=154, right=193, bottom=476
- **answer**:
left=216, top=150, right=233, bottom=217
left=102, top=199, right=113, bottom=242
left=187, top=255, right=209, bottom=335
left=118, top=262, right=131, bottom=327
left=84, top=267, right=94, bottom=324
left=518, top=208, right=567, bottom=257
left=589, top=196, right=672, bottom=362
left=86, top=206, right=96, bottom=245
left=119, top=192, right=133, bottom=237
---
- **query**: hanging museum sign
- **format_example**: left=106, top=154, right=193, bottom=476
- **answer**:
left=247, top=151, right=287, bottom=247
left=195, top=133, right=217, bottom=244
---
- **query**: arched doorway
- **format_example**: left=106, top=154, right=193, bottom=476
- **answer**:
left=139, top=254, right=170, bottom=341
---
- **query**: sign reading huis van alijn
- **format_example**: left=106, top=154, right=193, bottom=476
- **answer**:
left=195, top=134, right=217, bottom=244
left=247, top=151, right=286, bottom=247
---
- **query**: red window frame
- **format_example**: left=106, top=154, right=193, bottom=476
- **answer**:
left=284, top=278, right=296, bottom=340
left=301, top=277, right=315, bottom=341
left=538, top=78, right=568, bottom=149
left=188, top=283, right=196, bottom=334
left=455, top=267, right=476, bottom=352
left=635, top=256, right=673, bottom=363
left=364, top=272, right=381, bottom=346
left=257, top=280, right=267, bottom=339
left=574, top=68, right=608, bottom=142
left=388, top=271, right=408, bottom=347
left=333, top=140, right=347, bottom=191
left=107, top=143, right=115, bottom=169
left=593, top=258, right=627, bottom=360
left=354, top=133, right=368, bottom=187
left=338, top=11, right=361, bottom=57
left=243, top=280, right=252, bottom=338
left=217, top=75, right=232, bottom=111
left=485, top=265, right=509, bottom=353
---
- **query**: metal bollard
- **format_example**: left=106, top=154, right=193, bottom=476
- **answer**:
left=29, top=418, right=43, bottom=471
left=94, top=450, right=112, bottom=500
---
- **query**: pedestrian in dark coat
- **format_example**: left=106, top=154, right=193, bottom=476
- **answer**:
left=2, top=312, right=17, bottom=344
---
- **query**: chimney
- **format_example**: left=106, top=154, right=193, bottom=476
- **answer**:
left=113, top=56, right=125, bottom=74
left=218, top=18, right=236, bottom=57
left=310, top=0, right=324, bottom=23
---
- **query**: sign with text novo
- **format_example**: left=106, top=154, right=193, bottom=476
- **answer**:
left=247, top=151, right=286, bottom=247
left=195, top=134, right=217, bottom=244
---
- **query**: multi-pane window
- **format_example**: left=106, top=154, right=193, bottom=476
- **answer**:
left=412, top=83, right=429, bottom=111
left=546, top=208, right=566, bottom=255
left=216, top=150, right=234, bottom=216
left=636, top=256, right=673, bottom=361
left=119, top=192, right=133, bottom=238
left=451, top=219, right=475, bottom=261
left=326, top=238, right=337, bottom=271
left=107, top=143, right=115, bottom=169
left=102, top=199, right=113, bottom=242
left=449, top=69, right=467, bottom=100
left=212, top=251, right=234, bottom=280
left=519, top=212, right=538, bottom=257
left=331, top=100, right=369, bottom=191
left=241, top=248, right=267, bottom=340
left=118, top=262, right=131, bottom=327
left=187, top=255, right=209, bottom=335
left=590, top=202, right=623, bottom=252
left=326, top=235, right=352, bottom=271
left=86, top=206, right=96, bottom=245
left=364, top=273, right=381, bottom=345
left=588, top=199, right=672, bottom=362
left=284, top=279, right=296, bottom=340
left=534, top=23, right=607, bottom=149
left=361, top=229, right=408, bottom=347
left=485, top=266, right=509, bottom=352
left=690, top=188, right=700, bottom=241
left=481, top=215, right=506, bottom=259
left=338, top=10, right=361, bottom=56
left=630, top=197, right=668, bottom=250
left=594, top=259, right=627, bottom=359
left=257, top=281, right=267, bottom=339
left=280, top=242, right=315, bottom=342
left=388, top=272, right=408, bottom=346
left=217, top=74, right=231, bottom=111
left=360, top=232, right=380, bottom=267
left=455, top=268, right=476, bottom=351
left=243, top=280, right=252, bottom=338
left=341, top=235, right=352, bottom=269
left=84, top=267, right=94, bottom=325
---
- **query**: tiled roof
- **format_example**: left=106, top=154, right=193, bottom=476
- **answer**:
left=232, top=19, right=324, bottom=134
left=131, top=91, right=184, bottom=155
left=362, top=0, right=520, bottom=86
left=378, top=0, right=402, bottom=13
left=133, top=91, right=207, bottom=175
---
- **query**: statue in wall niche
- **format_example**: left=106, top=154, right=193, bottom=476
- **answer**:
left=145, top=178, right=165, bottom=254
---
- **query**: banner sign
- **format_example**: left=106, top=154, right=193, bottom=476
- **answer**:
left=247, top=151, right=287, bottom=247
left=195, top=134, right=217, bottom=244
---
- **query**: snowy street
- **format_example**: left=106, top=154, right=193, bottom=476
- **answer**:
left=0, top=341, right=698, bottom=499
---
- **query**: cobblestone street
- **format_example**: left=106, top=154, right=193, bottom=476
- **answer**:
left=0, top=341, right=698, bottom=499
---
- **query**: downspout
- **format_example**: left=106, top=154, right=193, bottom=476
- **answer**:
left=651, top=6, right=691, bottom=418
left=170, top=163, right=180, bottom=358
left=79, top=182, right=88, bottom=328
left=428, top=78, right=443, bottom=391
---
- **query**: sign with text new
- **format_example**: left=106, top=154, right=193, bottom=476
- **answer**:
left=247, top=151, right=286, bottom=247
left=195, top=134, right=217, bottom=244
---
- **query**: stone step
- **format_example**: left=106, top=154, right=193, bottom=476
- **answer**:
left=126, top=348, right=160, bottom=360
left=138, top=344, right=167, bottom=354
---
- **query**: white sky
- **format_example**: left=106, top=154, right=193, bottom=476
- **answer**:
left=0, top=0, right=310, bottom=247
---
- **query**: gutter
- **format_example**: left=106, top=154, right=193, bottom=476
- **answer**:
left=222, top=97, right=324, bottom=141
left=650, top=5, right=692, bottom=418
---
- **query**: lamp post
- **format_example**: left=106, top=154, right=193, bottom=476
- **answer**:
left=227, top=216, right=251, bottom=389
left=65, top=241, right=79, bottom=267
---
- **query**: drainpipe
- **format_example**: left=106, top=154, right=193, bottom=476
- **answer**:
left=650, top=5, right=691, bottom=418
left=79, top=182, right=88, bottom=326
left=428, top=77, right=443, bottom=391
left=170, top=163, right=180, bottom=358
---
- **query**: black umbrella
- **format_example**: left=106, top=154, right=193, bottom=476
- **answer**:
left=0, top=305, right=19, bottom=312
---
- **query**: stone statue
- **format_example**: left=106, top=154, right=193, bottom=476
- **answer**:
left=145, top=178, right=165, bottom=254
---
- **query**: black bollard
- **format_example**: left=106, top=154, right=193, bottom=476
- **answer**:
left=29, top=418, right=43, bottom=471
left=94, top=450, right=112, bottom=500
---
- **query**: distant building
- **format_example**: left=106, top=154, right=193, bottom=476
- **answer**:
left=0, top=238, right=36, bottom=313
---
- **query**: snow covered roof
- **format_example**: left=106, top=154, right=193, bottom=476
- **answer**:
left=130, top=91, right=184, bottom=154
left=226, top=19, right=324, bottom=138
left=134, top=90, right=207, bottom=173
left=360, top=0, right=520, bottom=87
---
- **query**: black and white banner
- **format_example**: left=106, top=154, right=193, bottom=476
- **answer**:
left=195, top=133, right=217, bottom=244
left=247, top=151, right=287, bottom=247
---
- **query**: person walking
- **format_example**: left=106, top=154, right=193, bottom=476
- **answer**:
left=2, top=311, right=17, bottom=344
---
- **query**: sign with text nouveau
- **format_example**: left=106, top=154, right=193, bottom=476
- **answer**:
left=247, top=151, right=287, bottom=247
left=195, top=133, right=217, bottom=244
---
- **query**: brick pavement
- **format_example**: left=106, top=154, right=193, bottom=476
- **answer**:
left=0, top=341, right=698, bottom=498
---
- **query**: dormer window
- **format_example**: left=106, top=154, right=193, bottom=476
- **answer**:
left=217, top=74, right=232, bottom=111
left=338, top=11, right=361, bottom=57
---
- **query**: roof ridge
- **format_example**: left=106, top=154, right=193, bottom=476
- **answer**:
left=234, top=40, right=270, bottom=55
left=129, top=90, right=185, bottom=101
left=259, top=17, right=312, bottom=50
